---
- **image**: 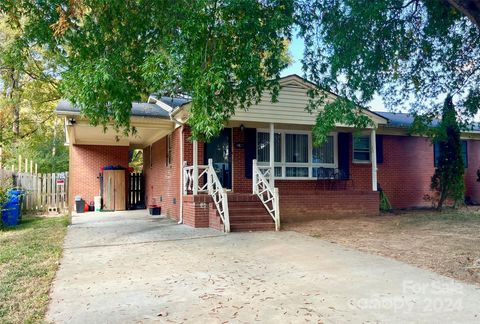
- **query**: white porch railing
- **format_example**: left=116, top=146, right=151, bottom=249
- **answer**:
left=252, top=159, right=280, bottom=231
left=183, top=162, right=209, bottom=195
left=183, top=159, right=230, bottom=232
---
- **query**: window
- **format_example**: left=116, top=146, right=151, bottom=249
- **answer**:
left=353, top=136, right=370, bottom=162
left=313, top=136, right=334, bottom=164
left=312, top=135, right=336, bottom=177
left=434, top=140, right=468, bottom=168
left=257, top=132, right=282, bottom=176
left=257, top=132, right=281, bottom=163
left=257, top=130, right=337, bottom=178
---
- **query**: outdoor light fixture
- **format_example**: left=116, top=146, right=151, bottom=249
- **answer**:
left=68, top=117, right=76, bottom=125
left=240, top=124, right=245, bottom=132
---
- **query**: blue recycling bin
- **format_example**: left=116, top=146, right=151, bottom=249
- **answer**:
left=1, top=190, right=24, bottom=226
left=9, top=189, right=24, bottom=220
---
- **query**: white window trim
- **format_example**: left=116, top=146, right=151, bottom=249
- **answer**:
left=352, top=134, right=371, bottom=164
left=257, top=129, right=338, bottom=179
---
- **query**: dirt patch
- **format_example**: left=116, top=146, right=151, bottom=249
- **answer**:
left=284, top=208, right=480, bottom=285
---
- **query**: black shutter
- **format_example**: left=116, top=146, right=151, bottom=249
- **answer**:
left=462, top=140, right=468, bottom=168
left=244, top=128, right=257, bottom=179
left=433, top=142, right=440, bottom=167
left=376, top=135, right=384, bottom=164
left=338, top=132, right=350, bottom=179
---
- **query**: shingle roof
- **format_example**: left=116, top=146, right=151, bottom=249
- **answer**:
left=55, top=100, right=171, bottom=119
left=375, top=111, right=439, bottom=128
left=376, top=111, right=480, bottom=132
left=150, top=95, right=191, bottom=108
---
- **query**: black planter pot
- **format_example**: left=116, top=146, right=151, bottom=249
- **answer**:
left=148, top=206, right=161, bottom=215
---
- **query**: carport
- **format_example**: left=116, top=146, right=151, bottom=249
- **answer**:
left=56, top=101, right=175, bottom=213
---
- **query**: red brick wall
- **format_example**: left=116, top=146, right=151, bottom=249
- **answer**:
left=377, top=136, right=434, bottom=208
left=181, top=195, right=224, bottom=229
left=69, top=145, right=129, bottom=210
left=143, top=127, right=183, bottom=220
left=230, top=130, right=480, bottom=209
left=281, top=192, right=380, bottom=222
left=151, top=127, right=480, bottom=223
left=182, top=195, right=210, bottom=227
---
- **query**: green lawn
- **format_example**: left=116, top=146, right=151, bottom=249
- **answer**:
left=0, top=215, right=69, bottom=324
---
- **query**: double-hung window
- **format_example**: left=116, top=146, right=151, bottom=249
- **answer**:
left=285, top=134, right=309, bottom=177
left=312, top=135, right=336, bottom=177
left=353, top=135, right=371, bottom=162
left=257, top=130, right=337, bottom=178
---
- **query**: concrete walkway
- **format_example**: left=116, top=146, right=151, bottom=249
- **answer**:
left=47, top=211, right=480, bottom=323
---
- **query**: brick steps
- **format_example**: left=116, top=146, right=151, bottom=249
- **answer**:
left=226, top=194, right=276, bottom=232
left=230, top=222, right=276, bottom=232
left=228, top=207, right=269, bottom=215
left=229, top=214, right=273, bottom=223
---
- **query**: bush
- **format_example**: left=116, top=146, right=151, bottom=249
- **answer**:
left=0, top=175, right=15, bottom=226
left=431, top=95, right=465, bottom=209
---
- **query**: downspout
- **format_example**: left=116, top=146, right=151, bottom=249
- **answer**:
left=178, top=124, right=184, bottom=224
left=170, top=103, right=189, bottom=224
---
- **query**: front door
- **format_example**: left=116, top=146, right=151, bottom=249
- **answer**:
left=204, top=128, right=232, bottom=189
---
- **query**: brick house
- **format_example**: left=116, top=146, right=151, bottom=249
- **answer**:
left=56, top=75, right=480, bottom=232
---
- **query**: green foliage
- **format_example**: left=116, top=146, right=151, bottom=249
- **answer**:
left=431, top=95, right=465, bottom=209
left=2, top=1, right=295, bottom=141
left=0, top=175, right=14, bottom=210
left=3, top=1, right=480, bottom=147
left=379, top=190, right=392, bottom=212
left=0, top=15, right=68, bottom=173
left=297, top=0, right=480, bottom=141
left=129, top=149, right=143, bottom=173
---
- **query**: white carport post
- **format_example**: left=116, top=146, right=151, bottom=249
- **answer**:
left=370, top=128, right=378, bottom=191
left=269, top=123, right=275, bottom=187
left=193, top=139, right=198, bottom=195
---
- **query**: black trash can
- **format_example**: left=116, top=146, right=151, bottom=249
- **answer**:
left=75, top=199, right=85, bottom=213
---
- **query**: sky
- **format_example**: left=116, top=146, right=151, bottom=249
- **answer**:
left=281, top=36, right=387, bottom=112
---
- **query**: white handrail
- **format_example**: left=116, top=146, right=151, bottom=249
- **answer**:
left=253, top=159, right=280, bottom=231
left=183, top=160, right=230, bottom=232
left=207, top=159, right=230, bottom=233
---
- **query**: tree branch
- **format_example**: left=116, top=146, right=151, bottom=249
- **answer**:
left=446, top=0, right=480, bottom=29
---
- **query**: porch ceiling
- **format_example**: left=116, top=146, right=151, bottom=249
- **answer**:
left=66, top=117, right=175, bottom=149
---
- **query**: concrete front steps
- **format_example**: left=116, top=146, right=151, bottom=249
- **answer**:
left=227, top=194, right=275, bottom=232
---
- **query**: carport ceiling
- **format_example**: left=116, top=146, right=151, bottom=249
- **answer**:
left=66, top=117, right=175, bottom=149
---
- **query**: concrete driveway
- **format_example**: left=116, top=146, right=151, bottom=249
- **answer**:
left=47, top=211, right=480, bottom=323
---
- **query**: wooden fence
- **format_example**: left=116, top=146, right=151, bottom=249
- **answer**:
left=0, top=168, right=69, bottom=212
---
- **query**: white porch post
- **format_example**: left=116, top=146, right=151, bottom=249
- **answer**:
left=269, top=123, right=275, bottom=187
left=252, top=159, right=257, bottom=194
left=370, top=128, right=378, bottom=191
left=193, top=139, right=198, bottom=195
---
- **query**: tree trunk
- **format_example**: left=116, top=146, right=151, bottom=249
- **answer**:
left=446, top=0, right=480, bottom=29
left=7, top=68, right=20, bottom=144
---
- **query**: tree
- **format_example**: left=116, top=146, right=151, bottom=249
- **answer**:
left=0, top=14, right=67, bottom=173
left=3, top=1, right=480, bottom=146
left=431, top=95, right=465, bottom=209
left=297, top=0, right=480, bottom=141
left=1, top=1, right=295, bottom=140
